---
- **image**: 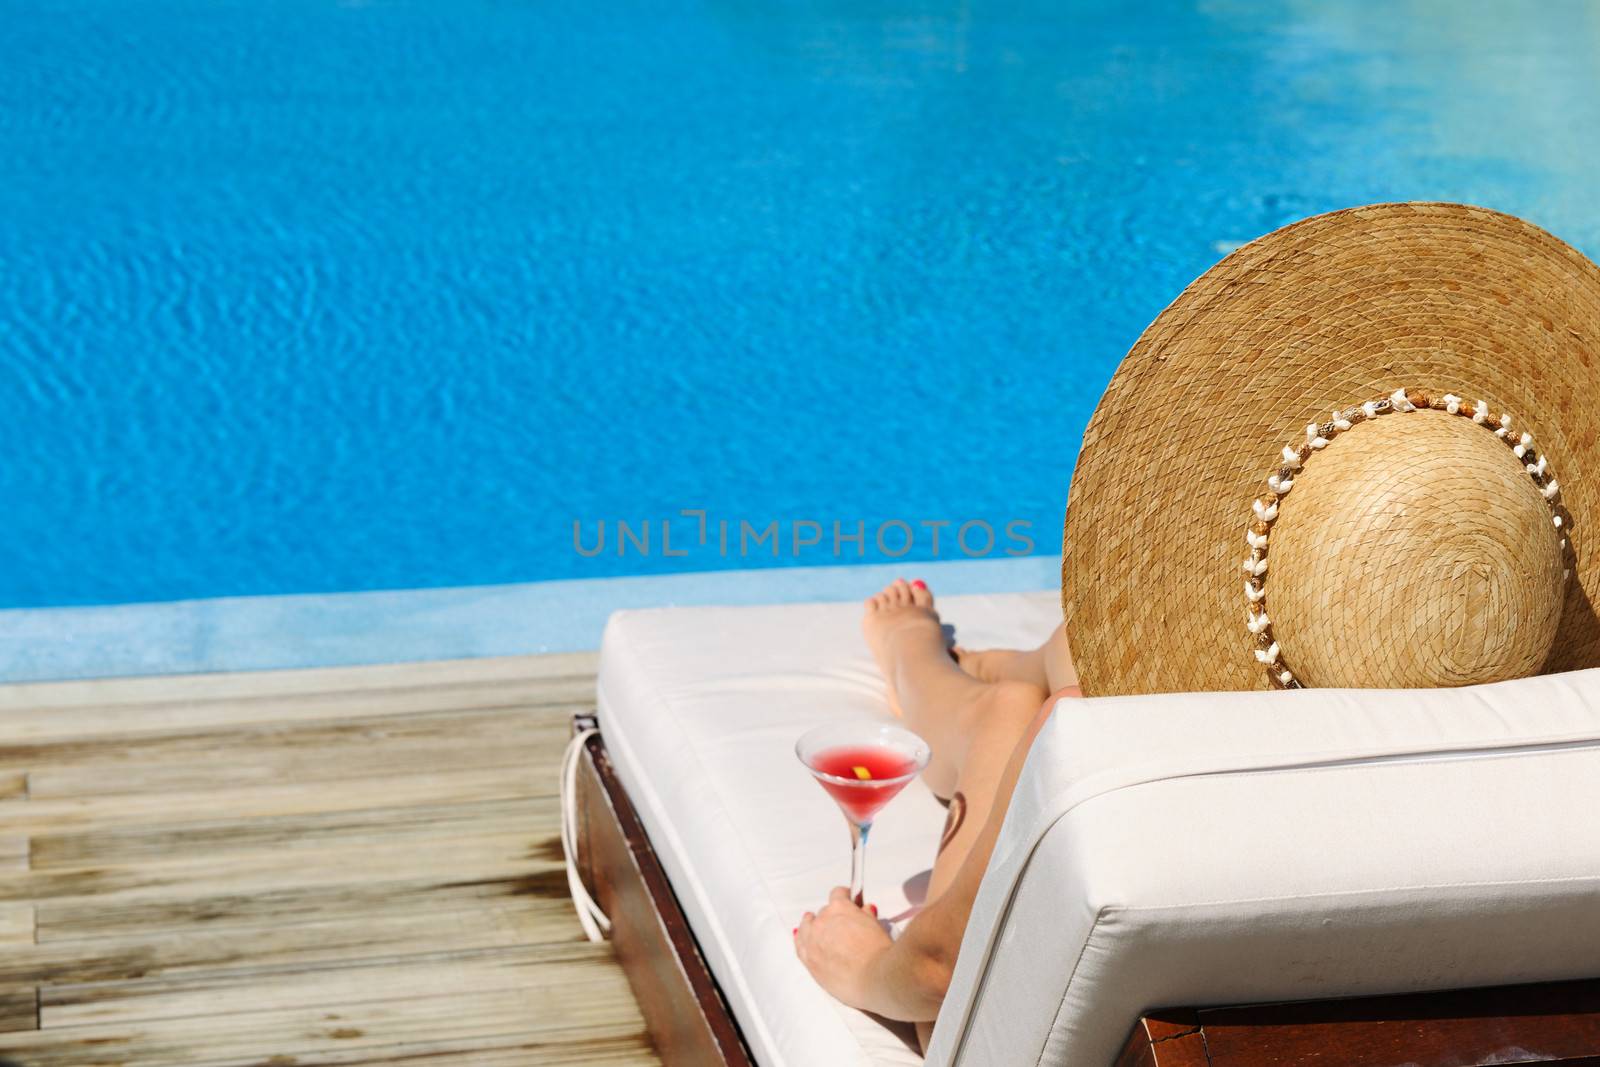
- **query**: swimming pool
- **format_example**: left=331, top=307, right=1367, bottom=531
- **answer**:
left=5, top=0, right=1599, bottom=610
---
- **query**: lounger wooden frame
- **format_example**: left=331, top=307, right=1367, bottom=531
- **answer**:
left=1115, top=983, right=1600, bottom=1066
left=571, top=716, right=1600, bottom=1066
left=571, top=715, right=757, bottom=1064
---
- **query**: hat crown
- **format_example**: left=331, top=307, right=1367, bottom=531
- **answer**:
left=1267, top=410, right=1564, bottom=688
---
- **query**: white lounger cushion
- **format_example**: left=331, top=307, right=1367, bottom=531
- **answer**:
left=930, top=669, right=1600, bottom=1065
left=597, top=592, right=1063, bottom=1067
left=599, top=594, right=1600, bottom=1067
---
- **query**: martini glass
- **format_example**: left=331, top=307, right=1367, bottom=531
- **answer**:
left=797, top=721, right=931, bottom=907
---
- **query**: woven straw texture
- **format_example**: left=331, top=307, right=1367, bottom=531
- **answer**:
left=1062, top=202, right=1600, bottom=695
left=1269, top=410, right=1564, bottom=688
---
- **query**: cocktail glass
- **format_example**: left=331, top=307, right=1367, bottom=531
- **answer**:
left=796, top=721, right=931, bottom=907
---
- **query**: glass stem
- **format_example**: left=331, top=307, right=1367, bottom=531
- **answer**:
left=848, top=819, right=871, bottom=907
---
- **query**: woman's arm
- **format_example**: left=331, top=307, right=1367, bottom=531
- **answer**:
left=796, top=687, right=1072, bottom=1020
left=796, top=878, right=969, bottom=1021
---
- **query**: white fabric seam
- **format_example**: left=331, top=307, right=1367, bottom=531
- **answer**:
left=1112, top=870, right=1600, bottom=914
left=1030, top=908, right=1107, bottom=1067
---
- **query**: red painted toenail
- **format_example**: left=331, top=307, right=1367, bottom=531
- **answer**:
left=912, top=580, right=926, bottom=589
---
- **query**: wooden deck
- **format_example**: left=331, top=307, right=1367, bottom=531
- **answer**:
left=0, top=654, right=660, bottom=1067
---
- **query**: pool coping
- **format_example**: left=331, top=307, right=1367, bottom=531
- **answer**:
left=0, top=556, right=1058, bottom=683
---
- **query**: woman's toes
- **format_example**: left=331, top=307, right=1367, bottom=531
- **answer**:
left=865, top=579, right=939, bottom=618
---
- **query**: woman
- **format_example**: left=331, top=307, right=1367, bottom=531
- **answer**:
left=790, top=202, right=1600, bottom=1051
left=795, top=577, right=1078, bottom=1048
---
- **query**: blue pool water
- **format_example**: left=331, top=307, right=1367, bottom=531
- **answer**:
left=5, top=0, right=1600, bottom=608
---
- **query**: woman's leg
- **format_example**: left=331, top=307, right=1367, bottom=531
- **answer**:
left=955, top=623, right=1078, bottom=693
left=862, top=579, right=1049, bottom=800
left=862, top=583, right=1081, bottom=1049
left=799, top=585, right=1078, bottom=1031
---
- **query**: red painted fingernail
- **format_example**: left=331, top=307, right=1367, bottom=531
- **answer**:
left=791, top=927, right=797, bottom=936
left=869, top=904, right=878, bottom=915
left=912, top=579, right=926, bottom=589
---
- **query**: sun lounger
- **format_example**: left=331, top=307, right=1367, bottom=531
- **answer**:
left=570, top=594, right=1600, bottom=1065
left=579, top=592, right=1061, bottom=1064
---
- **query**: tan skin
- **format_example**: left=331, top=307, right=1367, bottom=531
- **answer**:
left=793, top=579, right=1079, bottom=1045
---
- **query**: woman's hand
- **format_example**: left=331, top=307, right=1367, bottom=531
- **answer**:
left=794, top=886, right=893, bottom=1009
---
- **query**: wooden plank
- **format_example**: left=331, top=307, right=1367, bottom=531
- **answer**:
left=0, top=674, right=593, bottom=748
left=1116, top=1031, right=1160, bottom=1067
left=1, top=904, right=554, bottom=986
left=0, top=705, right=567, bottom=774
left=29, top=796, right=557, bottom=869
left=1152, top=1032, right=1210, bottom=1066
left=0, top=987, right=36, bottom=1033
left=1199, top=979, right=1600, bottom=1065
left=241, top=1038, right=660, bottom=1067
left=0, top=986, right=647, bottom=1066
left=0, top=762, right=544, bottom=835
left=41, top=942, right=624, bottom=1027
left=0, top=653, right=598, bottom=715
left=33, top=870, right=576, bottom=945
left=577, top=727, right=752, bottom=1065
left=20, top=829, right=555, bottom=930
left=0, top=906, right=32, bottom=945
left=14, top=709, right=570, bottom=799
left=300, top=1040, right=658, bottom=1067
left=1142, top=1010, right=1202, bottom=1043
left=1117, top=1012, right=1208, bottom=1067
left=0, top=655, right=657, bottom=1067
left=0, top=835, right=27, bottom=871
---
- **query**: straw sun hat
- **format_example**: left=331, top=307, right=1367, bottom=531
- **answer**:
left=1062, top=202, right=1600, bottom=695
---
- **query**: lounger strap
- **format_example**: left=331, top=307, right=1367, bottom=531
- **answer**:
left=560, top=727, right=613, bottom=942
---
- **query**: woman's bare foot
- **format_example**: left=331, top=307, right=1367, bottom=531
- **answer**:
left=862, top=579, right=944, bottom=716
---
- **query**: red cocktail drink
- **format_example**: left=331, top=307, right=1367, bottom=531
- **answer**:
left=808, top=745, right=919, bottom=824
left=797, top=722, right=930, bottom=906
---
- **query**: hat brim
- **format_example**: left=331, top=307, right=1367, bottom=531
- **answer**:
left=1062, top=202, right=1600, bottom=695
